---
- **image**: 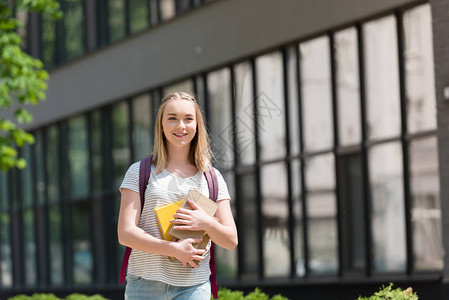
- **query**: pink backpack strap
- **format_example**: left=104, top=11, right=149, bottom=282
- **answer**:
left=119, top=156, right=153, bottom=284
left=204, top=166, right=219, bottom=299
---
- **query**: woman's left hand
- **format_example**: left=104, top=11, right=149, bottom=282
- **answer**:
left=170, top=199, right=214, bottom=231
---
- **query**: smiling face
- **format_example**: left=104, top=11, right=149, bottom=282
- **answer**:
left=161, top=99, right=197, bottom=149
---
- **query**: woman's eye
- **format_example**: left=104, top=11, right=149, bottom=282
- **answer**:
left=168, top=117, right=176, bottom=120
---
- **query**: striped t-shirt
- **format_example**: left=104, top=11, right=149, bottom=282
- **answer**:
left=119, top=162, right=231, bottom=286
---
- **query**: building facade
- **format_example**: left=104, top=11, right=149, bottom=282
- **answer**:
left=1, top=0, right=449, bottom=299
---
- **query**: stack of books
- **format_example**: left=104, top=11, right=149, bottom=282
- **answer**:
left=153, top=189, right=218, bottom=264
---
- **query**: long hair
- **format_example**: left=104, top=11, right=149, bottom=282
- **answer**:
left=152, top=92, right=212, bottom=174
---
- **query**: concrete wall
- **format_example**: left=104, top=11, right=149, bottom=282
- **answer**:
left=20, top=0, right=416, bottom=129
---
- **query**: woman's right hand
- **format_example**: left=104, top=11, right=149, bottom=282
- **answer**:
left=172, top=238, right=206, bottom=268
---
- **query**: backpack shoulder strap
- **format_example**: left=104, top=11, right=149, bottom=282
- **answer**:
left=119, top=155, right=153, bottom=284
left=204, top=166, right=219, bottom=299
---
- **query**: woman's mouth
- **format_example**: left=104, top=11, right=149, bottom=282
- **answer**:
left=173, top=133, right=188, bottom=138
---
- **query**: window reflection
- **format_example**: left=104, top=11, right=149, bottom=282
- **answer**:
left=91, top=111, right=103, bottom=194
left=0, top=213, right=12, bottom=287
left=338, top=153, right=366, bottom=274
left=49, top=204, right=63, bottom=284
left=0, top=169, right=8, bottom=211
left=46, top=126, right=59, bottom=204
left=72, top=202, right=93, bottom=284
left=35, top=131, right=46, bottom=205
left=403, top=4, right=437, bottom=133
left=163, top=80, right=194, bottom=96
left=300, top=37, right=333, bottom=152
left=364, top=16, right=401, bottom=140
left=237, top=172, right=259, bottom=279
left=305, top=154, right=338, bottom=275
left=233, top=62, right=256, bottom=165
left=130, top=0, right=149, bottom=33
left=160, top=0, right=176, bottom=21
left=215, top=171, right=237, bottom=279
left=335, top=28, right=362, bottom=146
left=291, top=159, right=304, bottom=276
left=64, top=0, right=84, bottom=61
left=369, top=142, right=406, bottom=272
left=42, top=16, right=55, bottom=68
left=410, top=137, right=442, bottom=271
left=256, top=52, right=286, bottom=161
left=261, top=163, right=289, bottom=277
left=22, top=145, right=37, bottom=285
left=69, top=116, right=89, bottom=199
left=112, top=102, right=131, bottom=192
left=133, top=94, right=153, bottom=160
left=108, top=0, right=126, bottom=42
left=287, top=46, right=300, bottom=156
left=207, top=68, right=233, bottom=169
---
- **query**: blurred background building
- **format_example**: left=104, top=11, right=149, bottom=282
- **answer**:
left=1, top=0, right=448, bottom=299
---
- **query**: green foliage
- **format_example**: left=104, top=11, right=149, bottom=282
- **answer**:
left=213, top=287, right=289, bottom=300
left=8, top=293, right=109, bottom=300
left=357, top=283, right=418, bottom=300
left=0, top=0, right=61, bottom=171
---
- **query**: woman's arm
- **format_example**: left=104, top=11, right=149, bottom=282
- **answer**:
left=117, top=188, right=206, bottom=268
left=171, top=199, right=238, bottom=250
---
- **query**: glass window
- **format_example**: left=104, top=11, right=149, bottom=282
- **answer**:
left=409, top=137, right=442, bottom=271
left=46, top=126, right=64, bottom=284
left=0, top=213, right=12, bottom=287
left=335, top=28, right=362, bottom=146
left=129, top=0, right=149, bottom=33
left=42, top=16, right=55, bottom=68
left=287, top=46, right=300, bottom=156
left=112, top=102, right=131, bottom=192
left=69, top=116, right=89, bottom=200
left=133, top=94, right=153, bottom=160
left=305, top=154, right=338, bottom=275
left=91, top=111, right=103, bottom=194
left=163, top=80, right=194, bottom=96
left=237, top=172, right=259, bottom=279
left=291, top=159, right=304, bottom=276
left=64, top=0, right=84, bottom=61
left=369, top=142, right=406, bottom=272
left=160, top=0, right=175, bottom=21
left=72, top=201, right=93, bottom=284
left=21, top=145, right=37, bottom=285
left=149, top=0, right=159, bottom=26
left=300, top=37, right=333, bottom=152
left=338, top=153, right=366, bottom=274
left=23, top=208, right=37, bottom=285
left=215, top=171, right=237, bottom=279
left=364, top=16, right=401, bottom=140
left=49, top=204, right=63, bottom=284
left=176, top=0, right=191, bottom=13
left=233, top=62, right=256, bottom=165
left=255, top=51, right=286, bottom=161
left=261, top=163, right=289, bottom=277
left=403, top=4, right=437, bottom=133
left=109, top=0, right=126, bottom=42
left=46, top=126, right=59, bottom=204
left=35, top=131, right=46, bottom=205
left=17, top=10, right=29, bottom=51
left=0, top=171, right=8, bottom=211
left=207, top=68, right=233, bottom=169
left=21, top=145, right=33, bottom=207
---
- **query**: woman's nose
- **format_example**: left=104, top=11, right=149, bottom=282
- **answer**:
left=177, top=120, right=186, bottom=129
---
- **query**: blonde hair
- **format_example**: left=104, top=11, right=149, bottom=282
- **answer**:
left=152, top=92, right=212, bottom=173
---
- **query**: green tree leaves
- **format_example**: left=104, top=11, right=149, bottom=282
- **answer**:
left=0, top=0, right=61, bottom=171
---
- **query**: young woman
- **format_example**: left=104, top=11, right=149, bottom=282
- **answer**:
left=118, top=92, right=238, bottom=299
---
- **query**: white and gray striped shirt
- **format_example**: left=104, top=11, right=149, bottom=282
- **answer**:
left=119, top=162, right=231, bottom=286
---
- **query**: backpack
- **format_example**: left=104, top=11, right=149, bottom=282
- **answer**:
left=119, top=155, right=219, bottom=299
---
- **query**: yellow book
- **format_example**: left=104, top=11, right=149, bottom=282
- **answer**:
left=154, top=199, right=184, bottom=241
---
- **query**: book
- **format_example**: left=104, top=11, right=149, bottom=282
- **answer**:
left=168, top=189, right=218, bottom=240
left=153, top=199, right=185, bottom=241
